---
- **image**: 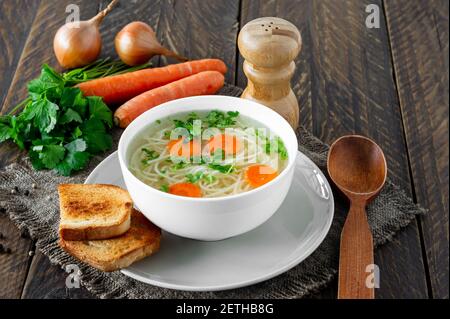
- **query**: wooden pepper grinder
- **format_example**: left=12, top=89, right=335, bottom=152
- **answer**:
left=238, top=17, right=302, bottom=129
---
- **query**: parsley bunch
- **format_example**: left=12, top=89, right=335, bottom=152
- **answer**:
left=0, top=64, right=114, bottom=176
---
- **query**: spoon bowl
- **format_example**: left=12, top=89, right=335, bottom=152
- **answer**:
left=327, top=135, right=387, bottom=299
left=328, top=135, right=387, bottom=197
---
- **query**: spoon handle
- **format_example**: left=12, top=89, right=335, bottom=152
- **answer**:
left=338, top=201, right=375, bottom=299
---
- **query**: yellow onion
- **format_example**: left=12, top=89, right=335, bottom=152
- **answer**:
left=115, top=21, right=187, bottom=66
left=53, top=0, right=118, bottom=69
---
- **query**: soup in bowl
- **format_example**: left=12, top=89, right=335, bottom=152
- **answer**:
left=118, top=96, right=298, bottom=241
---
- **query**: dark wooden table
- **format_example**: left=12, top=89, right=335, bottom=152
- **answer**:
left=0, top=0, right=448, bottom=299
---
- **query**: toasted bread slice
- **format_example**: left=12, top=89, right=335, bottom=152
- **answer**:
left=59, top=209, right=161, bottom=272
left=58, top=184, right=132, bottom=241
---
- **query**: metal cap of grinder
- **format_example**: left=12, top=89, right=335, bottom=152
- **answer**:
left=238, top=17, right=302, bottom=129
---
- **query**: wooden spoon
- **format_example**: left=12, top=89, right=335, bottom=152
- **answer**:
left=327, top=135, right=387, bottom=299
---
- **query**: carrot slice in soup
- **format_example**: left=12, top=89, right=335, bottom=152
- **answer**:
left=169, top=183, right=202, bottom=197
left=245, top=164, right=278, bottom=188
left=167, top=138, right=200, bottom=157
left=207, top=134, right=241, bottom=155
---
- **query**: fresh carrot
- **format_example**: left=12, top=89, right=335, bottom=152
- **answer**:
left=245, top=164, right=278, bottom=188
left=206, top=134, right=241, bottom=155
left=167, top=138, right=201, bottom=157
left=114, top=71, right=225, bottom=128
left=169, top=183, right=202, bottom=197
left=77, top=59, right=227, bottom=105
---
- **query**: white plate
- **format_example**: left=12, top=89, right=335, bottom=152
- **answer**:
left=85, top=150, right=334, bottom=291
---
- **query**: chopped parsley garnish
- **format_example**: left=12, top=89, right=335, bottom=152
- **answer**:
left=141, top=148, right=159, bottom=165
left=191, top=155, right=205, bottom=164
left=203, top=174, right=217, bottom=184
left=170, top=162, right=187, bottom=171
left=264, top=137, right=271, bottom=154
left=208, top=163, right=234, bottom=174
left=160, top=184, right=169, bottom=192
left=173, top=112, right=201, bottom=139
left=265, top=136, right=288, bottom=160
left=167, top=110, right=240, bottom=141
left=275, top=137, right=288, bottom=160
left=186, top=171, right=204, bottom=183
left=186, top=171, right=217, bottom=184
left=205, top=110, right=239, bottom=128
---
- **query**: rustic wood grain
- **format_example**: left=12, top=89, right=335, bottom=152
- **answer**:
left=98, top=0, right=164, bottom=59
left=384, top=0, right=449, bottom=299
left=0, top=0, right=40, bottom=299
left=1, top=0, right=446, bottom=299
left=328, top=135, right=388, bottom=299
left=0, top=0, right=100, bottom=299
left=0, top=0, right=41, bottom=168
left=0, top=213, right=34, bottom=298
left=0, top=0, right=40, bottom=108
left=1, top=1, right=97, bottom=113
left=21, top=251, right=95, bottom=299
left=238, top=0, right=429, bottom=298
left=156, top=0, right=240, bottom=83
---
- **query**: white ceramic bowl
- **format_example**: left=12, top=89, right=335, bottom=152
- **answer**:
left=118, top=96, right=298, bottom=241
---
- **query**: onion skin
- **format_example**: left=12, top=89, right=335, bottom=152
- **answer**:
left=53, top=21, right=102, bottom=69
left=52, top=0, right=118, bottom=69
left=115, top=21, right=187, bottom=66
left=115, top=22, right=157, bottom=66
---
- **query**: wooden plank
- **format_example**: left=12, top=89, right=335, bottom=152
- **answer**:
left=0, top=0, right=40, bottom=108
left=98, top=0, right=164, bottom=58
left=21, top=251, right=95, bottom=299
left=239, top=0, right=428, bottom=298
left=0, top=0, right=101, bottom=299
left=156, top=0, right=240, bottom=83
left=0, top=214, right=34, bottom=298
left=1, top=1, right=96, bottom=113
left=0, top=0, right=41, bottom=167
left=384, top=0, right=449, bottom=299
left=0, top=0, right=40, bottom=299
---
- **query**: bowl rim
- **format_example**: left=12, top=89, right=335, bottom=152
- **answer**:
left=118, top=95, right=298, bottom=202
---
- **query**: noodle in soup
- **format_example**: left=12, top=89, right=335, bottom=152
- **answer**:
left=128, top=110, right=288, bottom=198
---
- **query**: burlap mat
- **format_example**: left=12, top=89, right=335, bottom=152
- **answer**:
left=0, top=85, right=425, bottom=298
